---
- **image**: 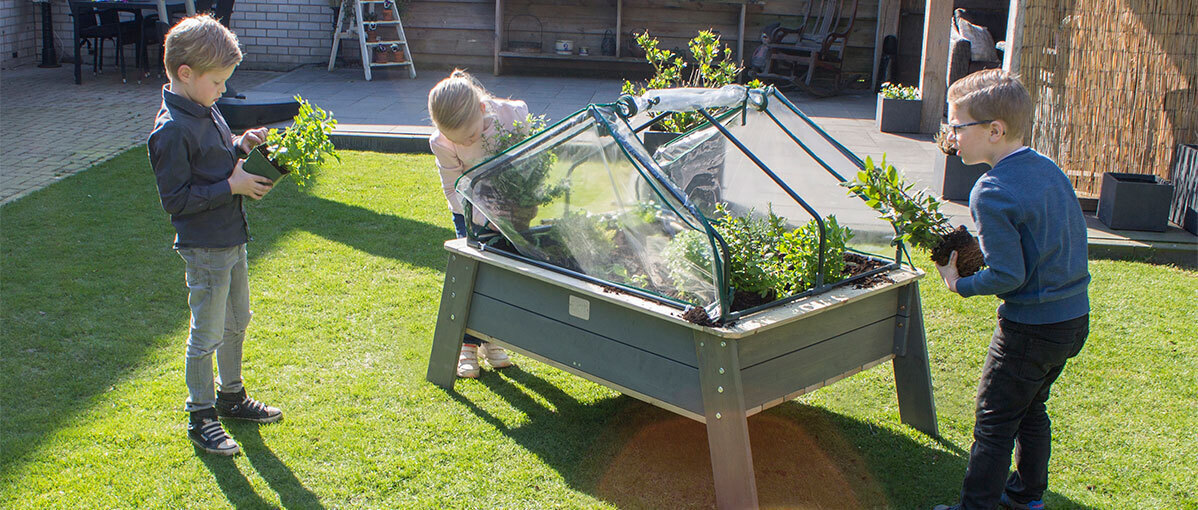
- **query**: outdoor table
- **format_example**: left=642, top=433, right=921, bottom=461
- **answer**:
left=73, top=0, right=191, bottom=84
left=426, top=238, right=939, bottom=509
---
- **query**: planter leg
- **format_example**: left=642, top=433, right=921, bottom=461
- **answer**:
left=695, top=332, right=758, bottom=509
left=892, top=282, right=939, bottom=437
left=426, top=254, right=479, bottom=389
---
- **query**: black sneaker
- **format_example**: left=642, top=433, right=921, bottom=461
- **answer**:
left=216, top=389, right=283, bottom=423
left=189, top=408, right=240, bottom=456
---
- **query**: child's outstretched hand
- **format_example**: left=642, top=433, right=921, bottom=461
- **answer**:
left=936, top=250, right=960, bottom=293
left=237, top=127, right=269, bottom=154
left=229, top=159, right=274, bottom=200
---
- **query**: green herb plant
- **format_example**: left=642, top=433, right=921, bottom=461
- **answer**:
left=841, top=155, right=953, bottom=251
left=878, top=82, right=920, bottom=101
left=484, top=114, right=566, bottom=210
left=777, top=215, right=853, bottom=292
left=621, top=30, right=764, bottom=133
left=263, top=95, right=340, bottom=188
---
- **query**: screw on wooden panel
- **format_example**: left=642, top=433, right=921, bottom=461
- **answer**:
left=450, top=314, right=455, bottom=321
left=720, top=341, right=726, bottom=348
left=718, top=386, right=724, bottom=393
left=451, top=292, right=456, bottom=298
left=715, top=412, right=722, bottom=419
left=897, top=322, right=904, bottom=328
left=452, top=255, right=456, bottom=261
left=719, top=368, right=725, bottom=374
left=700, top=341, right=704, bottom=347
left=451, top=276, right=456, bottom=283
left=900, top=305, right=906, bottom=311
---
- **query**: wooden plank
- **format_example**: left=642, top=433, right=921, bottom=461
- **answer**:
left=1001, top=0, right=1024, bottom=72
left=472, top=257, right=699, bottom=365
left=739, top=319, right=896, bottom=409
left=426, top=254, right=479, bottom=389
left=695, top=330, right=759, bottom=509
left=735, top=289, right=898, bottom=368
left=892, top=282, right=938, bottom=436
left=467, top=293, right=705, bottom=414
left=917, top=0, right=951, bottom=132
left=872, top=0, right=900, bottom=88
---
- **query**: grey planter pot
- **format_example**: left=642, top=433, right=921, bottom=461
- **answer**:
left=933, top=152, right=990, bottom=202
left=876, top=94, right=922, bottom=133
left=641, top=130, right=683, bottom=156
left=1097, top=172, right=1174, bottom=232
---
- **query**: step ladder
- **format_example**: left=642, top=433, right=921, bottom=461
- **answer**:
left=328, top=0, right=416, bottom=81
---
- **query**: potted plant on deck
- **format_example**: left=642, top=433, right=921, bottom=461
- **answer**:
left=843, top=155, right=985, bottom=276
left=876, top=82, right=921, bottom=134
left=932, top=124, right=990, bottom=201
left=477, top=114, right=566, bottom=232
left=242, top=95, right=339, bottom=189
left=622, top=30, right=763, bottom=155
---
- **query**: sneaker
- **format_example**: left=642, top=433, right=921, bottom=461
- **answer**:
left=216, top=389, right=282, bottom=423
left=932, top=505, right=959, bottom=510
left=1001, top=493, right=1045, bottom=510
left=189, top=408, right=240, bottom=456
left=457, top=344, right=480, bottom=378
left=479, top=342, right=513, bottom=369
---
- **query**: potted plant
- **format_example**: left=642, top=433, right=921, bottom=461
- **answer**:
left=876, top=82, right=921, bottom=133
left=241, top=95, right=340, bottom=189
left=622, top=30, right=763, bottom=154
left=843, top=155, right=985, bottom=276
left=1097, top=172, right=1175, bottom=232
left=478, top=114, right=566, bottom=232
left=932, top=124, right=990, bottom=201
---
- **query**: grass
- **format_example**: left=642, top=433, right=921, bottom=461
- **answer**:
left=1, top=148, right=1196, bottom=509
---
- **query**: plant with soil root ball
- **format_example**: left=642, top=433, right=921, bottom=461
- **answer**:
left=842, top=155, right=984, bottom=276
left=258, top=96, right=340, bottom=188
left=482, top=114, right=566, bottom=232
left=933, top=124, right=957, bottom=155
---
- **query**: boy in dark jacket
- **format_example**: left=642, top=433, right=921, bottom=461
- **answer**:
left=148, top=14, right=280, bottom=456
left=933, top=70, right=1090, bottom=510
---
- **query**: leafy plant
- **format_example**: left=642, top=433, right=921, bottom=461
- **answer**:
left=484, top=114, right=566, bottom=209
left=621, top=30, right=763, bottom=133
left=878, top=82, right=920, bottom=100
left=777, top=215, right=853, bottom=292
left=841, top=155, right=953, bottom=251
left=662, top=228, right=715, bottom=303
left=263, top=95, right=340, bottom=188
left=709, top=203, right=787, bottom=298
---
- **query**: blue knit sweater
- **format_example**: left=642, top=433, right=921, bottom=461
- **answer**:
left=955, top=148, right=1090, bottom=324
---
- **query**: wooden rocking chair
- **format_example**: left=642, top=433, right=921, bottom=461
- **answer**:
left=754, top=0, right=859, bottom=95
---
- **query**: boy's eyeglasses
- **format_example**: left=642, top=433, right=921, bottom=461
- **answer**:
left=947, top=120, right=994, bottom=135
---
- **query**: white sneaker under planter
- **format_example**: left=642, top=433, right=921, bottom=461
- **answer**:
left=479, top=343, right=513, bottom=369
left=457, top=344, right=480, bottom=378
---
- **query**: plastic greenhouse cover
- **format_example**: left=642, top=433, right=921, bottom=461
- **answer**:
left=455, top=86, right=898, bottom=322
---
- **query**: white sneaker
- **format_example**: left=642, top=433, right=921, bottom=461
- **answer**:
left=479, top=342, right=513, bottom=369
left=457, top=344, right=480, bottom=378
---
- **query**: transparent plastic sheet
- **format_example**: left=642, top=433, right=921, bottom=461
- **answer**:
left=455, top=86, right=898, bottom=323
left=456, top=107, right=722, bottom=311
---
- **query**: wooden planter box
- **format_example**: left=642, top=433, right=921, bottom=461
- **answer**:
left=427, top=239, right=939, bottom=509
left=1097, top=172, right=1174, bottom=232
left=875, top=94, right=922, bottom=133
left=933, top=152, right=990, bottom=201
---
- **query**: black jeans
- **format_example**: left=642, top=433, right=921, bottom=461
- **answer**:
left=959, top=313, right=1089, bottom=510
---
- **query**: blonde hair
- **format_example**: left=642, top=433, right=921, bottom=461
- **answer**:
left=163, top=14, right=242, bottom=82
left=428, top=69, right=493, bottom=132
left=946, top=69, right=1033, bottom=141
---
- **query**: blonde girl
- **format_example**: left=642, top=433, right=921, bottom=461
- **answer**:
left=427, top=69, right=528, bottom=378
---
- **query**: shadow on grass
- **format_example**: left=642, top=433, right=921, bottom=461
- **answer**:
left=197, top=454, right=277, bottom=509
left=0, top=148, right=449, bottom=478
left=450, top=365, right=1096, bottom=509
left=225, top=424, right=326, bottom=509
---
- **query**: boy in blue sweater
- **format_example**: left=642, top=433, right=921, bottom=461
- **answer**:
left=148, top=15, right=282, bottom=456
left=933, top=70, right=1091, bottom=510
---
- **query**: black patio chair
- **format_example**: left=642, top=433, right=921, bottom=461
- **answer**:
left=69, top=1, right=129, bottom=84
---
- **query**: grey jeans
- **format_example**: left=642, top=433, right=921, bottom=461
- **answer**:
left=177, top=245, right=252, bottom=412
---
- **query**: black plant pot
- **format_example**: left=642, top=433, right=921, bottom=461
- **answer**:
left=1097, top=172, right=1174, bottom=232
left=641, top=130, right=682, bottom=156
left=933, top=152, right=990, bottom=202
left=876, top=95, right=921, bottom=133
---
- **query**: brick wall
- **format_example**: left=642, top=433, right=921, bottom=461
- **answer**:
left=2, top=1, right=40, bottom=69
left=229, top=0, right=340, bottom=71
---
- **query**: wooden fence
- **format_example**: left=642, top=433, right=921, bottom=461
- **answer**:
left=1016, top=0, right=1197, bottom=195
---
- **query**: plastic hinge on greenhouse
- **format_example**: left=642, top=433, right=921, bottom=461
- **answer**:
left=455, top=85, right=906, bottom=325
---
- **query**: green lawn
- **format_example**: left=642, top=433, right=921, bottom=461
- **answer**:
left=2, top=148, right=1195, bottom=509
